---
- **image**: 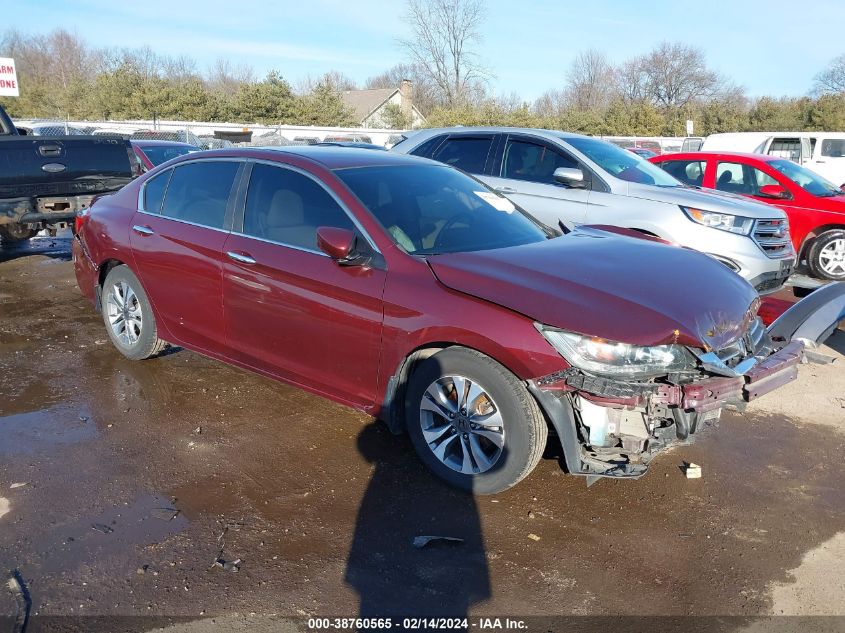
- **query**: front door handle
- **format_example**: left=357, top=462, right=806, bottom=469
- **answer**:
left=132, top=224, right=154, bottom=236
left=494, top=186, right=517, bottom=194
left=226, top=251, right=256, bottom=265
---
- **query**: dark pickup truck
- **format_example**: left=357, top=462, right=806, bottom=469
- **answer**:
left=0, top=105, right=135, bottom=242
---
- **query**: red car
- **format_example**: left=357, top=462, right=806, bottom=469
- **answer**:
left=72, top=147, right=844, bottom=493
left=651, top=152, right=845, bottom=281
left=131, top=139, right=200, bottom=172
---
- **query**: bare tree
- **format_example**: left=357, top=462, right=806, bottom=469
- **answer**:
left=564, top=49, right=616, bottom=110
left=813, top=54, right=845, bottom=94
left=207, top=58, right=255, bottom=93
left=399, top=0, right=489, bottom=107
left=296, top=70, right=357, bottom=96
left=637, top=42, right=723, bottom=109
left=532, top=88, right=567, bottom=117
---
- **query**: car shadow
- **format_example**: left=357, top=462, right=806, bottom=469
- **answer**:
left=346, top=422, right=491, bottom=626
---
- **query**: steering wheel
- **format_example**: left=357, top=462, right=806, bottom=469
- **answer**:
left=434, top=213, right=475, bottom=249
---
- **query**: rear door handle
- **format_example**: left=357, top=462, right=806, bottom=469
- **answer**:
left=494, top=186, right=517, bottom=194
left=226, top=251, right=256, bottom=265
left=132, top=224, right=154, bottom=236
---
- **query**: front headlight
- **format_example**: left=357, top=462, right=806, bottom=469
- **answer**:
left=537, top=325, right=693, bottom=378
left=681, top=206, right=754, bottom=235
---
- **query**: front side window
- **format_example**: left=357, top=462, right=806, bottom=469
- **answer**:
left=430, top=136, right=494, bottom=174
left=143, top=169, right=171, bottom=213
left=714, top=161, right=779, bottom=195
left=160, top=161, right=240, bottom=230
left=657, top=160, right=707, bottom=187
left=502, top=139, right=578, bottom=184
left=337, top=164, right=549, bottom=255
left=564, top=136, right=681, bottom=187
left=242, top=163, right=354, bottom=251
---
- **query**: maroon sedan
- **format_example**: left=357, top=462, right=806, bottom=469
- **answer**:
left=72, top=147, right=845, bottom=492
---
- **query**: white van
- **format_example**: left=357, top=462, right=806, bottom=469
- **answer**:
left=702, top=132, right=845, bottom=187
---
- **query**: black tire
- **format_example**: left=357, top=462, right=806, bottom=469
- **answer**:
left=101, top=265, right=167, bottom=360
left=405, top=347, right=547, bottom=494
left=808, top=230, right=845, bottom=281
left=0, top=223, right=38, bottom=242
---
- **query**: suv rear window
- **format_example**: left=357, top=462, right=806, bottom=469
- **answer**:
left=430, top=136, right=494, bottom=174
left=821, top=139, right=845, bottom=158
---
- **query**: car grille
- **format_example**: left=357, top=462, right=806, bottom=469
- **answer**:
left=753, top=219, right=791, bottom=258
left=715, top=317, right=770, bottom=367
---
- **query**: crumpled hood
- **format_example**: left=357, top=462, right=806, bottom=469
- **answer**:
left=428, top=227, right=760, bottom=350
left=625, top=182, right=786, bottom=219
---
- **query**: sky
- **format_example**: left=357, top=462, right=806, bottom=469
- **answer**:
left=5, top=0, right=844, bottom=100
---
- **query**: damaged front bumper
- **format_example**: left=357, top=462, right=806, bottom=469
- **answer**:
left=529, top=282, right=845, bottom=485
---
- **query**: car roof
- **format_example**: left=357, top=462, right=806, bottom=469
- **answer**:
left=408, top=126, right=593, bottom=142
left=653, top=151, right=780, bottom=162
left=131, top=139, right=199, bottom=148
left=183, top=145, right=435, bottom=170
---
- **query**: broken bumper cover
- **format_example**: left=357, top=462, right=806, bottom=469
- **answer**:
left=655, top=340, right=804, bottom=411
left=528, top=282, right=845, bottom=483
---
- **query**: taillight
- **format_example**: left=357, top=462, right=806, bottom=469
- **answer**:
left=73, top=207, right=90, bottom=235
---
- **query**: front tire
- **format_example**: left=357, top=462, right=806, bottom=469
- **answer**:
left=101, top=265, right=167, bottom=360
left=808, top=230, right=845, bottom=281
left=405, top=347, right=548, bottom=494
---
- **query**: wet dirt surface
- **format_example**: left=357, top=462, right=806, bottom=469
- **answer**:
left=1, top=233, right=845, bottom=631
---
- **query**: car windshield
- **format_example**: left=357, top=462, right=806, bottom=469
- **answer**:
left=336, top=164, right=551, bottom=255
left=767, top=159, right=843, bottom=197
left=140, top=145, right=198, bottom=166
left=565, top=136, right=682, bottom=187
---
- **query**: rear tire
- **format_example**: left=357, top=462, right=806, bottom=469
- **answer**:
left=405, top=347, right=547, bottom=494
left=101, top=265, right=167, bottom=360
left=0, top=223, right=38, bottom=242
left=808, top=230, right=845, bottom=281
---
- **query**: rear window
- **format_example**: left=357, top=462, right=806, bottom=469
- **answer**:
left=430, top=136, right=495, bottom=174
left=140, top=144, right=198, bottom=166
left=160, top=161, right=240, bottom=229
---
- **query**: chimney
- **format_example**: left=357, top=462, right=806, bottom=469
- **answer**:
left=400, top=79, right=413, bottom=122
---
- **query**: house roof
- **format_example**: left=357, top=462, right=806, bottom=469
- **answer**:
left=341, top=88, right=398, bottom=122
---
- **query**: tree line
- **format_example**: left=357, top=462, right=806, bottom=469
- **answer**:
left=3, top=0, right=845, bottom=136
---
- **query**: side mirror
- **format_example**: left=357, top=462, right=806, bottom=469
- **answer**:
left=553, top=167, right=586, bottom=188
left=758, top=184, right=789, bottom=200
left=316, top=226, right=363, bottom=265
left=15, top=127, right=29, bottom=136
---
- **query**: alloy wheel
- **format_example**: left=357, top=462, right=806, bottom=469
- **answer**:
left=819, top=238, right=845, bottom=276
left=106, top=280, right=143, bottom=346
left=418, top=375, right=505, bottom=474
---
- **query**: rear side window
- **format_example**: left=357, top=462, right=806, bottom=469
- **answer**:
left=160, top=161, right=240, bottom=229
left=143, top=170, right=171, bottom=213
left=821, top=139, right=845, bottom=157
left=502, top=139, right=579, bottom=184
left=715, top=161, right=778, bottom=195
left=430, top=136, right=494, bottom=174
left=658, top=159, right=707, bottom=187
left=242, top=163, right=354, bottom=251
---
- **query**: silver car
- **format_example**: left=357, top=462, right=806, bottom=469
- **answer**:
left=392, top=128, right=796, bottom=294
